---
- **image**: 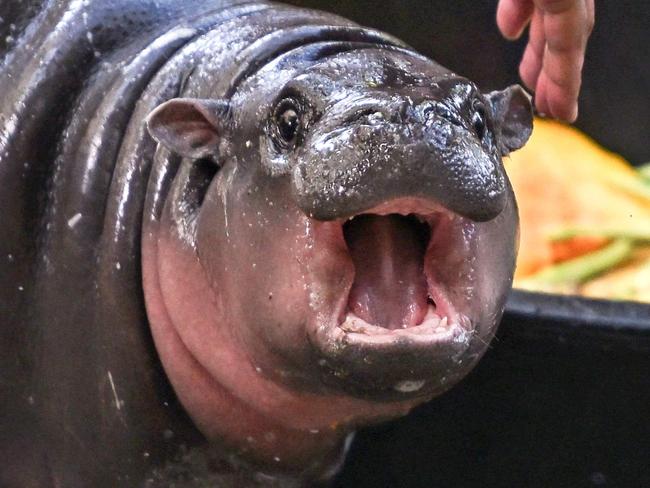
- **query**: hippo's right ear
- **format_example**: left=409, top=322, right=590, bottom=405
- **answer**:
left=146, top=98, right=230, bottom=160
left=486, top=85, right=533, bottom=156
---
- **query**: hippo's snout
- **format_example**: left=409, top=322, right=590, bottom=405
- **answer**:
left=291, top=94, right=508, bottom=222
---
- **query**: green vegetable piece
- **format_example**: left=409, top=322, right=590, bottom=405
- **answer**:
left=518, top=239, right=633, bottom=286
left=548, top=226, right=650, bottom=242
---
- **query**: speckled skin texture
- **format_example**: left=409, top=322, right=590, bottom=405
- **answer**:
left=0, top=1, right=531, bottom=486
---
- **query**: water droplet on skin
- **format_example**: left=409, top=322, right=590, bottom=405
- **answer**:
left=67, top=213, right=82, bottom=228
left=393, top=380, right=426, bottom=393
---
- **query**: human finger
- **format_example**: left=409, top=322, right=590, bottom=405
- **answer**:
left=538, top=0, right=593, bottom=120
left=518, top=9, right=545, bottom=91
left=496, top=0, right=535, bottom=40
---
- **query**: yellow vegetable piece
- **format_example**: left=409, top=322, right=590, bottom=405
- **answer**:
left=504, top=118, right=650, bottom=282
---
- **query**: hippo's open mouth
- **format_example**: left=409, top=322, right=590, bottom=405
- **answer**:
left=338, top=199, right=469, bottom=343
left=310, top=197, right=473, bottom=357
left=342, top=211, right=462, bottom=334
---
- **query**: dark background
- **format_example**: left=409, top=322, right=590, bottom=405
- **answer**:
left=283, top=2, right=650, bottom=487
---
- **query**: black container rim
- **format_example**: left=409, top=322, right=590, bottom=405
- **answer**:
left=503, top=290, right=650, bottom=352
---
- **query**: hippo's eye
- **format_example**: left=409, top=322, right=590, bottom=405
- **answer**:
left=274, top=99, right=302, bottom=148
left=471, top=100, right=487, bottom=140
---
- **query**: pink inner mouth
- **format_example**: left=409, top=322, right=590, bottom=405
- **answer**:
left=344, top=214, right=432, bottom=330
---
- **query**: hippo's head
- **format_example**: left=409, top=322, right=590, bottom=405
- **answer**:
left=144, top=47, right=531, bottom=472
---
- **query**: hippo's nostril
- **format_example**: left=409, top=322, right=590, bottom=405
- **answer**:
left=435, top=104, right=452, bottom=119
left=471, top=100, right=487, bottom=140
left=416, top=102, right=436, bottom=123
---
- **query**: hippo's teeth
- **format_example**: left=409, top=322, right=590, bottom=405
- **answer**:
left=339, top=304, right=461, bottom=339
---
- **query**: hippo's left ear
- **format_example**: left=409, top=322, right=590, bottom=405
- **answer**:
left=486, top=85, right=533, bottom=156
left=146, top=98, right=230, bottom=161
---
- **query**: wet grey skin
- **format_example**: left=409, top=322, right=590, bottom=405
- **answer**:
left=0, top=0, right=532, bottom=486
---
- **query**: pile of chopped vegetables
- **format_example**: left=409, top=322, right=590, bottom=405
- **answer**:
left=505, top=118, right=650, bottom=303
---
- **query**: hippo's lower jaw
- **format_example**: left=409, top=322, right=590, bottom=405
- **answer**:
left=337, top=306, right=468, bottom=346
left=307, top=198, right=482, bottom=399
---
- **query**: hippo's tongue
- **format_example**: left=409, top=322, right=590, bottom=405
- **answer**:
left=344, top=214, right=429, bottom=329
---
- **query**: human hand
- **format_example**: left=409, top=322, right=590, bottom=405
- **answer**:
left=497, top=0, right=594, bottom=122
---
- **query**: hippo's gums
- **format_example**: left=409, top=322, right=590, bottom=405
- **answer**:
left=0, top=0, right=532, bottom=486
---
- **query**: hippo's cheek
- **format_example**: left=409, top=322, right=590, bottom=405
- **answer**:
left=190, top=185, right=346, bottom=387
